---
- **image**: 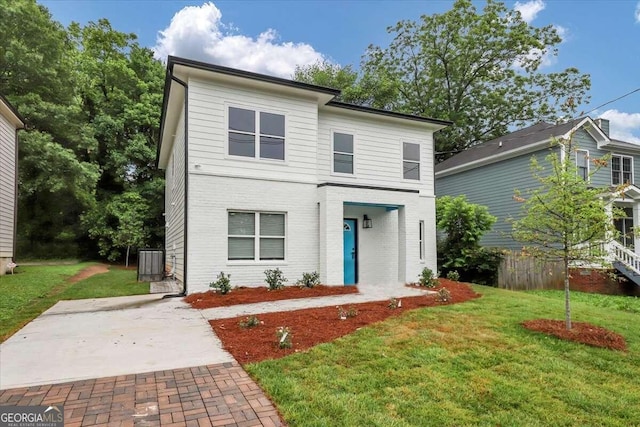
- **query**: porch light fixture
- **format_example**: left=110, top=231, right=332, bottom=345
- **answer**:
left=363, top=215, right=373, bottom=229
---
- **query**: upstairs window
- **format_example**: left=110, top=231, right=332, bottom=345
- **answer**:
left=228, top=107, right=285, bottom=160
left=403, top=142, right=420, bottom=180
left=576, top=150, right=589, bottom=181
left=612, top=154, right=633, bottom=185
left=333, top=132, right=354, bottom=174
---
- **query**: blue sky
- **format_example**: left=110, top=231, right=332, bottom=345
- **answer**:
left=40, top=0, right=640, bottom=141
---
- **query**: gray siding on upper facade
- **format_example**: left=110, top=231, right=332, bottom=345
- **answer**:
left=568, top=127, right=640, bottom=188
left=436, top=146, right=557, bottom=249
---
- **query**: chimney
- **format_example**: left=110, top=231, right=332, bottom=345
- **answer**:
left=595, top=118, right=610, bottom=137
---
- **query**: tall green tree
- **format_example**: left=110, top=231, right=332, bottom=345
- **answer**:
left=1, top=0, right=100, bottom=257
left=70, top=20, right=165, bottom=260
left=365, top=0, right=590, bottom=160
left=1, top=1, right=165, bottom=260
left=293, top=61, right=397, bottom=108
left=512, top=137, right=621, bottom=330
left=296, top=0, right=591, bottom=162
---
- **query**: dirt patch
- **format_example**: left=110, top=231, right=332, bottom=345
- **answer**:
left=522, top=319, right=627, bottom=351
left=210, top=280, right=480, bottom=364
left=185, top=284, right=359, bottom=309
left=67, top=264, right=109, bottom=283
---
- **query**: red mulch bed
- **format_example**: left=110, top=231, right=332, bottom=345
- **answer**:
left=185, top=285, right=359, bottom=309
left=522, top=319, right=627, bottom=351
left=210, top=279, right=481, bottom=364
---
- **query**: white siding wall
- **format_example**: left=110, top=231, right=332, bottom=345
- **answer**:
left=0, top=112, right=16, bottom=261
left=318, top=111, right=435, bottom=194
left=187, top=174, right=319, bottom=294
left=162, top=74, right=440, bottom=292
left=165, top=110, right=186, bottom=283
left=187, top=78, right=319, bottom=184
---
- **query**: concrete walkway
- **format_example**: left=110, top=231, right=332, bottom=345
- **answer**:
left=0, top=294, right=234, bottom=390
left=201, top=283, right=434, bottom=320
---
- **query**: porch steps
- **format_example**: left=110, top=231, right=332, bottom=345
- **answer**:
left=610, top=241, right=640, bottom=287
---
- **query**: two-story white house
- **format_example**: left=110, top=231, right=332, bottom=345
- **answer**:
left=157, top=57, right=449, bottom=294
left=0, top=94, right=24, bottom=275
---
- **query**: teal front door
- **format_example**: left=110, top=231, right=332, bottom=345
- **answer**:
left=343, top=219, right=357, bottom=285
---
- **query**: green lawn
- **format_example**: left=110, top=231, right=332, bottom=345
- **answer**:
left=0, top=264, right=149, bottom=341
left=247, top=286, right=640, bottom=426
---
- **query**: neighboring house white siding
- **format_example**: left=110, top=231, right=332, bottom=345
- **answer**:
left=157, top=57, right=447, bottom=293
left=0, top=114, right=15, bottom=258
left=0, top=96, right=23, bottom=275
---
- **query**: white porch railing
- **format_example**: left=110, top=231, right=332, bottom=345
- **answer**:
left=609, top=240, right=640, bottom=276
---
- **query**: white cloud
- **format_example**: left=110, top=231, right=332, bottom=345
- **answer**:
left=512, top=1, right=566, bottom=70
left=514, top=0, right=545, bottom=23
left=635, top=2, right=640, bottom=23
left=153, top=2, right=325, bottom=78
left=599, top=109, right=640, bottom=144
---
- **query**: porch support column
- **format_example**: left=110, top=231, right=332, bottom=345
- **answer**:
left=397, top=206, right=407, bottom=284
left=318, top=187, right=344, bottom=285
left=633, top=202, right=640, bottom=255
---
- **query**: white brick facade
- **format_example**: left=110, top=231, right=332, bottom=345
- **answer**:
left=157, top=57, right=447, bottom=293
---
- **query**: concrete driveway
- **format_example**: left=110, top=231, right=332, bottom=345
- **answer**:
left=0, top=294, right=234, bottom=389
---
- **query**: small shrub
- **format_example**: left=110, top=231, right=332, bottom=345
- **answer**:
left=337, top=305, right=358, bottom=319
left=436, top=287, right=452, bottom=302
left=276, top=326, right=292, bottom=349
left=239, top=315, right=261, bottom=328
left=446, top=270, right=460, bottom=281
left=337, top=306, right=347, bottom=319
left=264, top=268, right=287, bottom=290
left=419, top=267, right=438, bottom=288
left=297, top=271, right=321, bottom=288
left=210, top=272, right=232, bottom=294
left=388, top=297, right=402, bottom=309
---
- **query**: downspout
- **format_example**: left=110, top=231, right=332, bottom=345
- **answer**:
left=163, top=73, right=189, bottom=298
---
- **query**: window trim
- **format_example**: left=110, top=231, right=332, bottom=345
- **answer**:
left=611, top=153, right=634, bottom=185
left=331, top=130, right=356, bottom=177
left=226, top=104, right=287, bottom=162
left=419, top=220, right=425, bottom=262
left=402, top=141, right=421, bottom=181
left=576, top=149, right=589, bottom=182
left=227, top=211, right=287, bottom=263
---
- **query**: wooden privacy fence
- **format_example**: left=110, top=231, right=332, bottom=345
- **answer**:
left=497, top=251, right=565, bottom=290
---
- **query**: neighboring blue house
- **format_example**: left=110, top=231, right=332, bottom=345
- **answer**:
left=435, top=117, right=640, bottom=283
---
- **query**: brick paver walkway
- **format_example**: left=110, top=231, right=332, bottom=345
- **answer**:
left=0, top=362, right=283, bottom=427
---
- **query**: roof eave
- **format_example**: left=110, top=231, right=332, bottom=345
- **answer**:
left=0, top=94, right=25, bottom=129
left=324, top=101, right=451, bottom=129
left=435, top=138, right=554, bottom=177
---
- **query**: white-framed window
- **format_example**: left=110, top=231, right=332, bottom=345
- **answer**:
left=228, top=107, right=285, bottom=160
left=333, top=132, right=354, bottom=174
left=419, top=221, right=425, bottom=261
left=576, top=149, right=589, bottom=181
left=611, top=154, right=633, bottom=185
left=228, top=211, right=286, bottom=261
left=403, top=142, right=420, bottom=180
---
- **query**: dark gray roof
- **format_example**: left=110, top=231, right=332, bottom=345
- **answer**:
left=435, top=119, right=583, bottom=173
left=167, top=55, right=342, bottom=96
left=326, top=101, right=451, bottom=127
